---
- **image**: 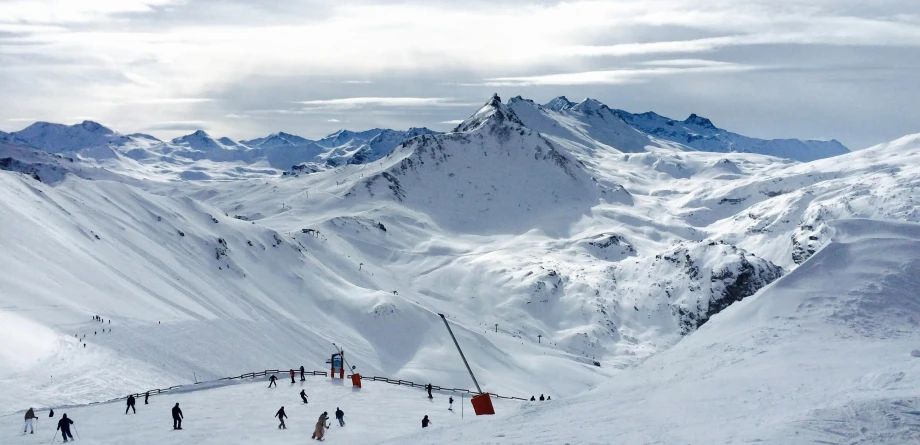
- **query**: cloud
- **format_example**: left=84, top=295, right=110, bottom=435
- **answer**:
left=327, top=118, right=341, bottom=122
left=7, top=117, right=37, bottom=122
left=481, top=63, right=757, bottom=86
left=296, top=97, right=468, bottom=108
left=142, top=120, right=208, bottom=131
left=131, top=98, right=214, bottom=104
left=223, top=113, right=249, bottom=119
left=341, top=80, right=373, bottom=84
left=439, top=119, right=463, bottom=124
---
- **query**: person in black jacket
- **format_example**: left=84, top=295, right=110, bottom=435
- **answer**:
left=299, top=365, right=305, bottom=381
left=335, top=407, right=345, bottom=427
left=145, top=391, right=149, bottom=405
left=426, top=383, right=433, bottom=399
left=539, top=394, right=545, bottom=401
left=422, top=415, right=431, bottom=428
left=172, top=403, right=183, bottom=430
left=268, top=375, right=277, bottom=388
left=275, top=406, right=287, bottom=429
left=57, top=414, right=74, bottom=442
left=300, top=389, right=308, bottom=404
left=126, top=395, right=136, bottom=414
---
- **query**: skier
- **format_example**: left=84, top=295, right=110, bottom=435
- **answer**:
left=426, top=383, right=433, bottom=399
left=49, top=409, right=54, bottom=418
left=145, top=391, right=149, bottom=405
left=126, top=394, right=136, bottom=414
left=300, top=389, right=308, bottom=404
left=312, top=412, right=329, bottom=440
left=448, top=397, right=453, bottom=411
left=547, top=396, right=552, bottom=401
left=530, top=396, right=535, bottom=401
left=268, top=374, right=277, bottom=388
left=422, top=415, right=431, bottom=428
left=172, top=403, right=183, bottom=430
left=335, top=407, right=345, bottom=427
left=539, top=394, right=545, bottom=401
left=23, top=407, right=37, bottom=434
left=56, top=414, right=74, bottom=442
left=300, top=365, right=305, bottom=381
left=290, top=369, right=295, bottom=384
left=275, top=406, right=287, bottom=429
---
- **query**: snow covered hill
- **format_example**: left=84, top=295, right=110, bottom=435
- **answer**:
left=0, top=94, right=917, bottom=444
left=10, top=121, right=132, bottom=154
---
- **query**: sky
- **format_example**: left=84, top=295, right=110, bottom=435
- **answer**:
left=1, top=0, right=919, bottom=149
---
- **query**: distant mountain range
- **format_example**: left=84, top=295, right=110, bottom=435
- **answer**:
left=2, top=95, right=849, bottom=177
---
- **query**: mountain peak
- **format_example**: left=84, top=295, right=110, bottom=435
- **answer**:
left=79, top=120, right=113, bottom=134
left=684, top=113, right=717, bottom=130
left=454, top=94, right=525, bottom=133
left=571, top=98, right=608, bottom=113
left=544, top=96, right=576, bottom=112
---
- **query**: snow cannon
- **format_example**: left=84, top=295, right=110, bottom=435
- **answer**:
left=438, top=313, right=495, bottom=415
left=471, top=393, right=495, bottom=415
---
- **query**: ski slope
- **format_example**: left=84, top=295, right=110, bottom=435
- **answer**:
left=0, top=375, right=518, bottom=444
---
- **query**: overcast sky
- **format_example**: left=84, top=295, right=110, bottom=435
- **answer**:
left=1, top=0, right=918, bottom=148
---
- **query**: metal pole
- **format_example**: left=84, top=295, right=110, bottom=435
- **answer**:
left=438, top=314, right=483, bottom=394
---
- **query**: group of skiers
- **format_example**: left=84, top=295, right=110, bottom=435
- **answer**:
left=529, top=394, right=551, bottom=401
left=92, top=315, right=109, bottom=323
left=21, top=408, right=76, bottom=442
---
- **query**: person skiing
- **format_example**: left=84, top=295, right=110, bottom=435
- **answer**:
left=23, top=407, right=37, bottom=434
left=56, top=414, right=74, bottom=442
left=448, top=397, right=453, bottom=411
left=530, top=395, right=535, bottom=401
left=300, top=389, right=308, bottom=404
left=426, top=383, right=433, bottom=399
left=145, top=391, right=150, bottom=405
left=312, top=412, right=329, bottom=440
left=49, top=409, right=54, bottom=418
left=422, top=415, right=431, bottom=428
left=300, top=365, right=305, bottom=381
left=172, top=403, right=183, bottom=430
left=290, top=369, right=295, bottom=384
left=268, top=374, right=277, bottom=388
left=547, top=396, right=552, bottom=401
left=126, top=394, right=136, bottom=414
left=539, top=394, right=545, bottom=401
left=335, top=407, right=344, bottom=427
left=275, top=406, right=287, bottom=429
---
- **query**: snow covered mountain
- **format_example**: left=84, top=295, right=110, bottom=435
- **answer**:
left=11, top=120, right=132, bottom=153
left=0, top=94, right=916, bottom=444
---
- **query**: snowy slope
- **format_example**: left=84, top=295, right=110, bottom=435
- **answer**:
left=11, top=121, right=133, bottom=153
left=392, top=218, right=920, bottom=444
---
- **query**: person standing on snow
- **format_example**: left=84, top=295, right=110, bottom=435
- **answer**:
left=145, top=391, right=150, bottom=405
left=300, top=390, right=308, bottom=404
left=312, top=412, right=329, bottom=440
left=448, top=397, right=453, bottom=411
left=422, top=415, right=431, bottom=428
left=172, top=403, right=183, bottom=430
left=268, top=374, right=277, bottom=388
left=300, top=365, right=305, bottom=381
left=335, top=407, right=344, bottom=427
left=530, top=396, right=535, bottom=401
left=539, top=394, right=545, bottom=401
left=426, top=383, right=433, bottom=399
left=275, top=406, right=287, bottom=429
left=57, top=414, right=74, bottom=442
left=126, top=395, right=136, bottom=414
left=290, top=369, right=296, bottom=384
left=23, top=407, right=37, bottom=434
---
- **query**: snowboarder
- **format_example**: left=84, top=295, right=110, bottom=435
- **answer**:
left=126, top=395, right=136, bottom=414
left=23, top=407, right=37, bottom=434
left=300, top=389, right=308, bottom=404
left=312, top=412, right=329, bottom=440
left=268, top=374, right=277, bottom=388
left=172, top=403, right=183, bottom=430
left=530, top=396, right=535, bottom=401
left=422, top=415, right=431, bottom=428
left=426, top=383, right=433, bottom=399
left=539, top=394, right=545, bottom=401
left=275, top=406, right=287, bottom=429
left=290, top=369, right=295, bottom=384
left=56, top=414, right=74, bottom=442
left=448, top=397, right=453, bottom=411
left=300, top=365, right=305, bottom=381
left=145, top=391, right=149, bottom=405
left=335, top=407, right=344, bottom=427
